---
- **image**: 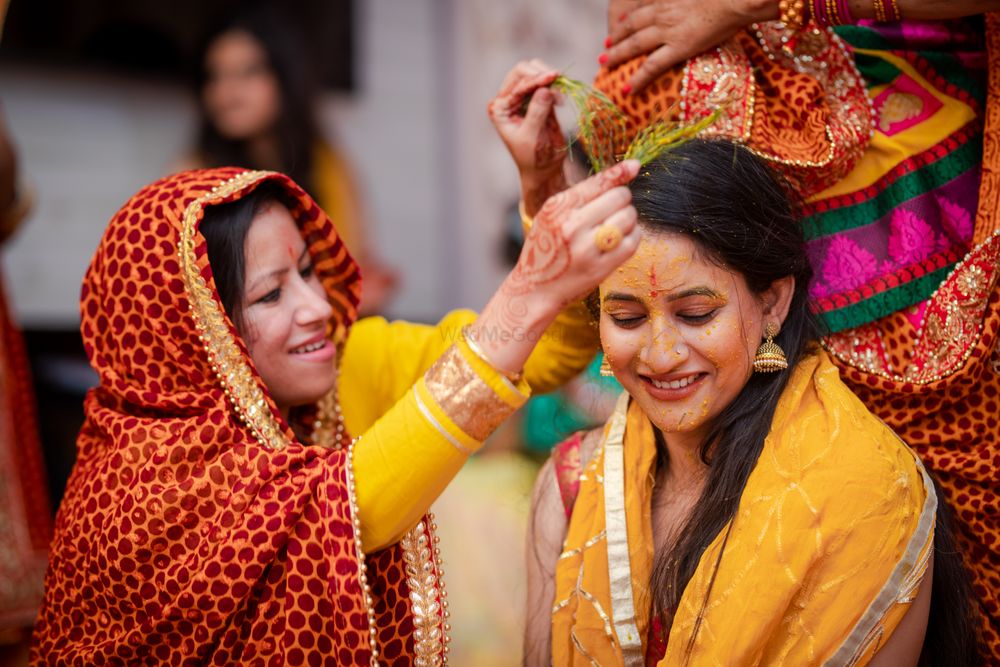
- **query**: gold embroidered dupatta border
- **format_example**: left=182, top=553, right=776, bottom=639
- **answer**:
left=178, top=171, right=449, bottom=665
left=603, top=393, right=644, bottom=666
left=179, top=169, right=292, bottom=451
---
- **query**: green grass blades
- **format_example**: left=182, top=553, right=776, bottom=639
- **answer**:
left=548, top=75, right=723, bottom=171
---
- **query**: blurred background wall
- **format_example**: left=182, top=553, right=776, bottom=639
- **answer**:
left=1, top=0, right=603, bottom=327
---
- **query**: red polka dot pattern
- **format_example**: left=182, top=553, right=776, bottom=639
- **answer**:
left=29, top=169, right=420, bottom=665
left=830, top=233, right=1000, bottom=661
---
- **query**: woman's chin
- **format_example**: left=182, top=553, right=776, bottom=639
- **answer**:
left=274, top=377, right=337, bottom=414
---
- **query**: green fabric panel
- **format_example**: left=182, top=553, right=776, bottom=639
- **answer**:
left=854, top=52, right=902, bottom=86
left=817, top=265, right=953, bottom=332
left=803, top=141, right=981, bottom=240
left=834, top=25, right=892, bottom=50
left=917, top=51, right=986, bottom=103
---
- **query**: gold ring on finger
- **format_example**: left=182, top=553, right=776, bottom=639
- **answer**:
left=594, top=224, right=623, bottom=253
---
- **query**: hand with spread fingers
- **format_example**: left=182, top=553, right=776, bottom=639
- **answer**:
left=602, top=0, right=1000, bottom=94
left=603, top=0, right=776, bottom=94
left=488, top=59, right=569, bottom=218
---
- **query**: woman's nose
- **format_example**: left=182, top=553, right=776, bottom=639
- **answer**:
left=294, top=279, right=333, bottom=326
left=640, top=322, right=687, bottom=371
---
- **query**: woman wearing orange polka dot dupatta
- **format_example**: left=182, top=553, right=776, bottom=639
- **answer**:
left=30, top=154, right=643, bottom=665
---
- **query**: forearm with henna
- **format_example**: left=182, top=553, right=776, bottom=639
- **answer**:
left=520, top=106, right=570, bottom=217
left=469, top=162, right=635, bottom=375
left=470, top=189, right=582, bottom=375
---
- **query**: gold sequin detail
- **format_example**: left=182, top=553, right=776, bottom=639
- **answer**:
left=402, top=518, right=450, bottom=666
left=423, top=345, right=516, bottom=442
left=345, top=439, right=381, bottom=665
left=824, top=229, right=1000, bottom=384
left=179, top=170, right=292, bottom=450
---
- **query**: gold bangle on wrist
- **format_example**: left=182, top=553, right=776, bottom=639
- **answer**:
left=461, top=325, right=524, bottom=383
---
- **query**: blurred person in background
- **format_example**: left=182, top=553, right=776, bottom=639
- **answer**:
left=182, top=3, right=398, bottom=316
left=0, top=106, right=52, bottom=667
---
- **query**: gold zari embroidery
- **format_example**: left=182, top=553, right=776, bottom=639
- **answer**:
left=401, top=518, right=450, bottom=666
left=423, top=344, right=516, bottom=442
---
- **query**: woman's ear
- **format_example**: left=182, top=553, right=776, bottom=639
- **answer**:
left=761, top=276, right=796, bottom=327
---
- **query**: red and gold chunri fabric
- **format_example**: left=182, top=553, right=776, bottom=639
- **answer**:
left=30, top=169, right=446, bottom=666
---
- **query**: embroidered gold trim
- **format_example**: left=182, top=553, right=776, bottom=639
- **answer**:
left=602, top=392, right=644, bottom=667
left=179, top=170, right=292, bottom=450
left=401, top=518, right=449, bottom=666
left=570, top=630, right=602, bottom=667
left=558, top=530, right=607, bottom=561
left=845, top=625, right=884, bottom=667
left=345, top=439, right=380, bottom=666
left=897, top=539, right=933, bottom=605
left=423, top=344, right=515, bottom=442
left=312, top=389, right=340, bottom=449
left=823, top=229, right=1000, bottom=384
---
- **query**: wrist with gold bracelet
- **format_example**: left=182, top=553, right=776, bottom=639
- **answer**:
left=461, top=325, right=524, bottom=384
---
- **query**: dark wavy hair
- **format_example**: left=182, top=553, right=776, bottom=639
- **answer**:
left=627, top=140, right=979, bottom=663
left=200, top=181, right=290, bottom=337
left=195, top=5, right=320, bottom=196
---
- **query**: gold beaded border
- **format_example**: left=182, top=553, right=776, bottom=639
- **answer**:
left=345, top=439, right=381, bottom=666
left=178, top=169, right=292, bottom=451
left=401, top=517, right=451, bottom=665
left=746, top=22, right=873, bottom=170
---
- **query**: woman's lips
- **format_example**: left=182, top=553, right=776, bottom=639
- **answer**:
left=640, top=372, right=706, bottom=401
left=289, top=338, right=334, bottom=362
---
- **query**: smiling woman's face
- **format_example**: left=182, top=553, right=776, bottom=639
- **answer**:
left=240, top=203, right=336, bottom=414
left=599, top=232, right=770, bottom=445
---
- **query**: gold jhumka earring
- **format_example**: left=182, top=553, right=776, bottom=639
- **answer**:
left=599, top=355, right=614, bottom=377
left=753, top=322, right=788, bottom=373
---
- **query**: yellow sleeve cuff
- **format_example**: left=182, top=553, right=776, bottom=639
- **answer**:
left=353, top=342, right=531, bottom=552
left=420, top=343, right=530, bottom=448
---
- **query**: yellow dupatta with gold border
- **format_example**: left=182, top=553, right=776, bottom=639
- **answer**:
left=552, top=350, right=936, bottom=666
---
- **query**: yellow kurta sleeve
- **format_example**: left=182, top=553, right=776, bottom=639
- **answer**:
left=350, top=337, right=531, bottom=552
left=340, top=304, right=599, bottom=435
left=340, top=304, right=597, bottom=552
left=521, top=299, right=601, bottom=393
left=339, top=310, right=475, bottom=436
